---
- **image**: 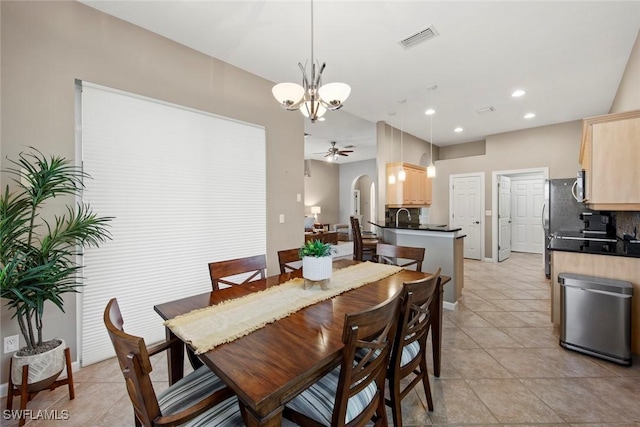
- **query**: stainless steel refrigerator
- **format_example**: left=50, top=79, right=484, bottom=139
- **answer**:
left=543, top=178, right=592, bottom=277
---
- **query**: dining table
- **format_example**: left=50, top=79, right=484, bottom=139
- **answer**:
left=154, top=259, right=449, bottom=427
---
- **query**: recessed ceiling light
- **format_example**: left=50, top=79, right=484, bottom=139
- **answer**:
left=524, top=113, right=536, bottom=119
left=425, top=108, right=436, bottom=115
left=512, top=89, right=526, bottom=97
left=454, top=127, right=463, bottom=133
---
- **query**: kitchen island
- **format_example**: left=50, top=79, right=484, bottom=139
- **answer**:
left=370, top=222, right=465, bottom=306
left=548, top=236, right=640, bottom=354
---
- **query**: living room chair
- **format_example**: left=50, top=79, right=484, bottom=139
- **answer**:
left=350, top=216, right=382, bottom=262
left=208, top=254, right=267, bottom=290
left=103, top=298, right=244, bottom=427
left=283, top=289, right=402, bottom=427
left=386, top=268, right=441, bottom=427
left=375, top=243, right=425, bottom=271
left=277, top=248, right=302, bottom=274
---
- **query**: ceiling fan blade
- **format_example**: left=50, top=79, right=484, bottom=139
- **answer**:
left=323, top=153, right=332, bottom=157
left=338, top=152, right=349, bottom=156
left=337, top=150, right=353, bottom=154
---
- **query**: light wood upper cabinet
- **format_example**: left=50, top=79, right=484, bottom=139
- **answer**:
left=579, top=110, right=640, bottom=210
left=386, top=162, right=432, bottom=207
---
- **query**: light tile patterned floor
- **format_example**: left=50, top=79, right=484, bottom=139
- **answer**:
left=2, top=252, right=639, bottom=426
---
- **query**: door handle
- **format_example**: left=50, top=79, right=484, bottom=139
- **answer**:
left=474, top=221, right=480, bottom=224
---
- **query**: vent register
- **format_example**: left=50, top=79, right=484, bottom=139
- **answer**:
left=399, top=26, right=439, bottom=49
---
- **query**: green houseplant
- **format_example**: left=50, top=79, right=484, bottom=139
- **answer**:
left=299, top=239, right=333, bottom=288
left=1, top=148, right=112, bottom=385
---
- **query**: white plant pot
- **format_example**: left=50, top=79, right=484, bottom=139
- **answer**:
left=302, top=256, right=332, bottom=282
left=11, top=338, right=66, bottom=391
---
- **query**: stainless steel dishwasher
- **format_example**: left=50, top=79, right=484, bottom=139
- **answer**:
left=559, top=273, right=633, bottom=365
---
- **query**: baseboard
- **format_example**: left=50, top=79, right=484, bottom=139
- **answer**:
left=484, top=257, right=496, bottom=262
left=0, top=361, right=80, bottom=398
left=443, top=301, right=457, bottom=311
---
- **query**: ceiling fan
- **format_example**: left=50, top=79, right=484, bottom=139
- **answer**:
left=317, top=141, right=353, bottom=160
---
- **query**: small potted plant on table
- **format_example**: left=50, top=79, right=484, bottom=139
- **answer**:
left=299, top=239, right=333, bottom=290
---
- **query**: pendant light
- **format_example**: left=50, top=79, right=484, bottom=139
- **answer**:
left=397, top=100, right=406, bottom=182
left=426, top=86, right=437, bottom=178
left=388, top=124, right=396, bottom=184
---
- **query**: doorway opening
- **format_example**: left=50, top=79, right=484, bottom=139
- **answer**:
left=351, top=174, right=374, bottom=233
left=492, top=168, right=549, bottom=262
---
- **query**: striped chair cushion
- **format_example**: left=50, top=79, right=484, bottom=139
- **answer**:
left=286, top=366, right=378, bottom=425
left=158, top=365, right=243, bottom=426
left=400, top=341, right=421, bottom=367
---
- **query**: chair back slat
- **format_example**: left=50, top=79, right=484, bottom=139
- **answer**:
left=333, top=289, right=402, bottom=426
left=104, top=298, right=161, bottom=425
left=375, top=243, right=425, bottom=271
left=277, top=248, right=302, bottom=274
left=208, top=254, right=267, bottom=290
left=350, top=216, right=364, bottom=261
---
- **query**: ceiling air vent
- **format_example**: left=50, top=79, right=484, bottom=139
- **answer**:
left=476, top=106, right=496, bottom=115
left=399, top=26, right=439, bottom=49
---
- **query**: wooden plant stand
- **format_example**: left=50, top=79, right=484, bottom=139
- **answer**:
left=6, top=347, right=75, bottom=427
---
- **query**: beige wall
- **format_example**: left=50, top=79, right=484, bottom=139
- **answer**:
left=611, top=29, right=640, bottom=113
left=0, top=1, right=303, bottom=380
left=304, top=160, right=340, bottom=225
left=430, top=120, right=583, bottom=259
left=439, top=140, right=486, bottom=160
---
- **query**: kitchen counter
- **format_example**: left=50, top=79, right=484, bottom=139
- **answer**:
left=369, top=221, right=464, bottom=306
left=370, top=221, right=461, bottom=233
left=548, top=236, right=640, bottom=258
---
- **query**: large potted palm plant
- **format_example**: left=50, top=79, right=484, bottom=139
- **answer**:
left=0, top=148, right=112, bottom=389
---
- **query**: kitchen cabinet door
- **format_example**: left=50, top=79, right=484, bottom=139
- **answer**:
left=580, top=110, right=640, bottom=210
left=386, top=162, right=431, bottom=207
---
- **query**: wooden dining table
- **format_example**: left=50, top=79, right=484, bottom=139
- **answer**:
left=154, top=259, right=449, bottom=427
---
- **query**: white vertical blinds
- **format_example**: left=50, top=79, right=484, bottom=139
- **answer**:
left=80, top=82, right=266, bottom=366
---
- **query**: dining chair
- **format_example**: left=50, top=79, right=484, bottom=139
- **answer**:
left=283, top=289, right=402, bottom=427
left=277, top=248, right=302, bottom=274
left=375, top=243, right=425, bottom=272
left=103, top=298, right=244, bottom=427
left=386, top=268, right=441, bottom=427
left=350, top=216, right=382, bottom=262
left=208, top=254, right=267, bottom=290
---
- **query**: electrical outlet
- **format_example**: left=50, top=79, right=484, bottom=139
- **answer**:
left=4, top=335, right=19, bottom=353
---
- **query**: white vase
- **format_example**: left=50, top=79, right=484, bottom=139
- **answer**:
left=11, top=338, right=66, bottom=391
left=302, top=256, right=332, bottom=282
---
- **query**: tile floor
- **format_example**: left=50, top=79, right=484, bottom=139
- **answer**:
left=2, top=252, right=639, bottom=426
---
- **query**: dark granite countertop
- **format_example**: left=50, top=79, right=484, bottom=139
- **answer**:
left=548, top=237, right=640, bottom=258
left=369, top=221, right=462, bottom=233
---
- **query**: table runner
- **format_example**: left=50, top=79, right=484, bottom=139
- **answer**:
left=164, top=261, right=402, bottom=354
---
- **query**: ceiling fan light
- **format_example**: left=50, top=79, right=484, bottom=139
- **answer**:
left=272, top=83, right=305, bottom=110
left=427, top=164, right=436, bottom=178
left=318, top=82, right=351, bottom=109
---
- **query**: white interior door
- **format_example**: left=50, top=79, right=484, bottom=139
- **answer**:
left=498, top=175, right=512, bottom=261
left=451, top=174, right=482, bottom=260
left=511, top=178, right=545, bottom=253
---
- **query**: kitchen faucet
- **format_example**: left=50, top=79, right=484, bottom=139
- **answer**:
left=396, top=208, right=411, bottom=227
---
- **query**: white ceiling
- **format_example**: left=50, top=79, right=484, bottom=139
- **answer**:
left=79, top=1, right=639, bottom=163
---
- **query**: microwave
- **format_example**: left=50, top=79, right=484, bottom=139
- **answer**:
left=572, top=169, right=586, bottom=202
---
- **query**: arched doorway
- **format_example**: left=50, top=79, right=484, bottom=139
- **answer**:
left=351, top=174, right=375, bottom=232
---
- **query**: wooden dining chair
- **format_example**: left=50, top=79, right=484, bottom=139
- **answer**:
left=277, top=248, right=302, bottom=274
left=386, top=268, right=441, bottom=427
left=103, top=298, right=244, bottom=427
left=375, top=243, right=425, bottom=271
left=208, top=254, right=267, bottom=290
left=283, top=289, right=402, bottom=427
left=350, top=216, right=382, bottom=262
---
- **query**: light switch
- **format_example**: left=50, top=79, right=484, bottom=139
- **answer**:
left=296, top=193, right=302, bottom=202
left=279, top=214, right=285, bottom=223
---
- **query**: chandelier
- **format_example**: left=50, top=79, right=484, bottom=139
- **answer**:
left=271, top=0, right=350, bottom=123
